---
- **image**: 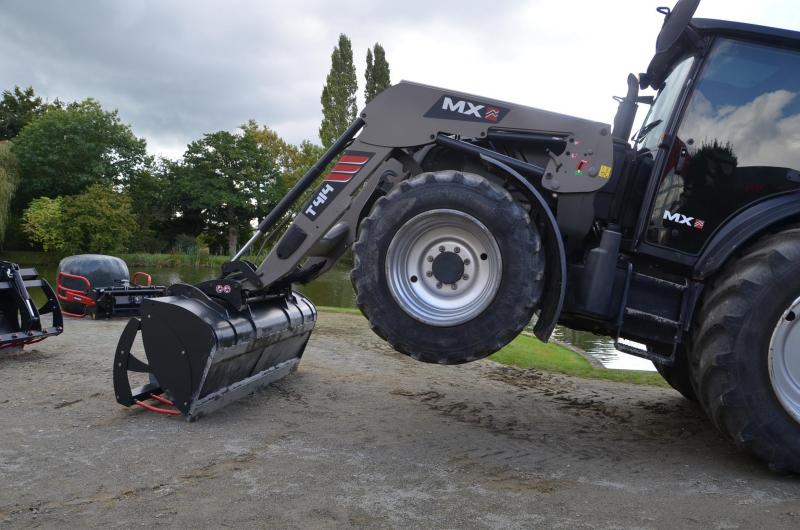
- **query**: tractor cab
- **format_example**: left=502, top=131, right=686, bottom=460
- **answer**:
left=568, top=2, right=800, bottom=355
left=611, top=1, right=800, bottom=260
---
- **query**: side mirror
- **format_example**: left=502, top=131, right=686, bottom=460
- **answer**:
left=642, top=0, right=701, bottom=89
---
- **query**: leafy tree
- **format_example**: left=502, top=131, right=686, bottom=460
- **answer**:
left=0, top=141, right=19, bottom=242
left=365, top=48, right=374, bottom=102
left=23, top=185, right=137, bottom=253
left=0, top=86, right=57, bottom=140
left=241, top=120, right=299, bottom=178
left=319, top=34, right=358, bottom=148
left=21, top=196, right=65, bottom=252
left=364, top=44, right=391, bottom=103
left=131, top=156, right=207, bottom=249
left=126, top=162, right=171, bottom=252
left=287, top=140, right=325, bottom=187
left=178, top=127, right=285, bottom=255
left=11, top=98, right=148, bottom=210
left=60, top=184, right=136, bottom=253
left=241, top=120, right=325, bottom=188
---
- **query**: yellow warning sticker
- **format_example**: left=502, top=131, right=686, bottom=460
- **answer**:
left=598, top=164, right=612, bottom=179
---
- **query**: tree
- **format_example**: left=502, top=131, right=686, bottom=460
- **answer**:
left=241, top=120, right=298, bottom=178
left=0, top=141, right=19, bottom=242
left=365, top=48, right=374, bottom=103
left=21, top=196, right=65, bottom=252
left=364, top=44, right=391, bottom=103
left=287, top=140, right=325, bottom=187
left=126, top=161, right=171, bottom=252
left=60, top=185, right=137, bottom=253
left=241, top=120, right=325, bottom=188
left=0, top=86, right=57, bottom=140
left=23, top=185, right=137, bottom=254
left=158, top=158, right=206, bottom=246
left=319, top=34, right=358, bottom=148
left=178, top=127, right=285, bottom=255
left=11, top=98, right=148, bottom=210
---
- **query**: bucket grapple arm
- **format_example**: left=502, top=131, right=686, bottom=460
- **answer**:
left=0, top=261, right=63, bottom=351
left=112, top=119, right=369, bottom=420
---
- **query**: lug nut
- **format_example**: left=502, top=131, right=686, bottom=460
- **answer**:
left=427, top=256, right=434, bottom=262
left=451, top=284, right=457, bottom=290
left=454, top=246, right=461, bottom=253
left=436, top=282, right=442, bottom=289
left=426, top=271, right=433, bottom=277
left=438, top=246, right=445, bottom=253
left=464, top=259, right=470, bottom=266
left=463, top=274, right=469, bottom=280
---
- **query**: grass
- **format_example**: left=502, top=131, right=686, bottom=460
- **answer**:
left=489, top=333, right=668, bottom=387
left=317, top=305, right=362, bottom=315
left=118, top=252, right=232, bottom=269
left=0, top=250, right=256, bottom=268
left=317, top=306, right=667, bottom=387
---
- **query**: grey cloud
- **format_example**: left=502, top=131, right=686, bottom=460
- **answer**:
left=0, top=0, right=519, bottom=157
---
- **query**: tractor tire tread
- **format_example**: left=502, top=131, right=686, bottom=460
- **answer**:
left=351, top=171, right=543, bottom=364
left=690, top=228, right=800, bottom=473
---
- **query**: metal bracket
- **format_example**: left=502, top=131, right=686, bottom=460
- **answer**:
left=113, top=318, right=161, bottom=406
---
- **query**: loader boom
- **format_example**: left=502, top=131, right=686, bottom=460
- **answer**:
left=251, top=81, right=614, bottom=291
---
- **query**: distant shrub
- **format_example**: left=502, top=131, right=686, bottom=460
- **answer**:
left=22, top=196, right=65, bottom=252
left=23, top=184, right=137, bottom=254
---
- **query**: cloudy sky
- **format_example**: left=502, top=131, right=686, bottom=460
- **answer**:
left=2, top=1, right=798, bottom=159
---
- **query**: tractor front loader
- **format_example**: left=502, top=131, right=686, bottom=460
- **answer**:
left=114, top=0, right=800, bottom=472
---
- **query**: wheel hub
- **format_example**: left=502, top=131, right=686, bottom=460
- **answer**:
left=431, top=251, right=465, bottom=284
left=769, top=296, right=800, bottom=423
left=385, top=209, right=502, bottom=327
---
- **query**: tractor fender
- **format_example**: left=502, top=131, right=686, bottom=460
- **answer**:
left=479, top=155, right=567, bottom=342
left=694, top=190, right=800, bottom=280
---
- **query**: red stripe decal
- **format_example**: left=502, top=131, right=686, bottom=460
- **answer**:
left=331, top=163, right=362, bottom=174
left=339, top=155, right=369, bottom=165
left=323, top=153, right=372, bottom=182
left=325, top=173, right=353, bottom=182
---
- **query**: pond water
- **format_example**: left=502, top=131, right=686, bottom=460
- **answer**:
left=26, top=260, right=655, bottom=372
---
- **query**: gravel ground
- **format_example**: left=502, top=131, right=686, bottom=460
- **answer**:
left=1, top=312, right=800, bottom=529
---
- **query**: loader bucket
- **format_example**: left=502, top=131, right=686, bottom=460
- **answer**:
left=0, top=261, right=63, bottom=351
left=113, top=282, right=316, bottom=420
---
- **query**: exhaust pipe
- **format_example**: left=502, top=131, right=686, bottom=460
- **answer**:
left=612, top=74, right=643, bottom=142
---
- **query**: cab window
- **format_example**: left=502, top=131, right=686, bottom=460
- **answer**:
left=647, top=39, right=800, bottom=254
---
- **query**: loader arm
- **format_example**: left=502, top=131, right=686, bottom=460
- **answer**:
left=254, top=140, right=395, bottom=288
left=250, top=81, right=614, bottom=292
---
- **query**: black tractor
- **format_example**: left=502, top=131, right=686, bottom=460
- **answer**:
left=114, top=0, right=800, bottom=471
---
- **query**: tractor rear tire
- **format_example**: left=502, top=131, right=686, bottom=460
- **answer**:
left=351, top=171, right=545, bottom=364
left=690, top=227, right=800, bottom=472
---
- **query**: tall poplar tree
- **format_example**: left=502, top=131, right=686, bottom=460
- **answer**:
left=319, top=34, right=358, bottom=148
left=364, top=44, right=391, bottom=103
left=0, top=141, right=19, bottom=241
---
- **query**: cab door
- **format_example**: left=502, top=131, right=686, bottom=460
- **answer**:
left=645, top=38, right=800, bottom=255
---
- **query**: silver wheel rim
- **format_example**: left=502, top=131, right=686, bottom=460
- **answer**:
left=385, top=209, right=502, bottom=327
left=769, top=295, right=800, bottom=423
